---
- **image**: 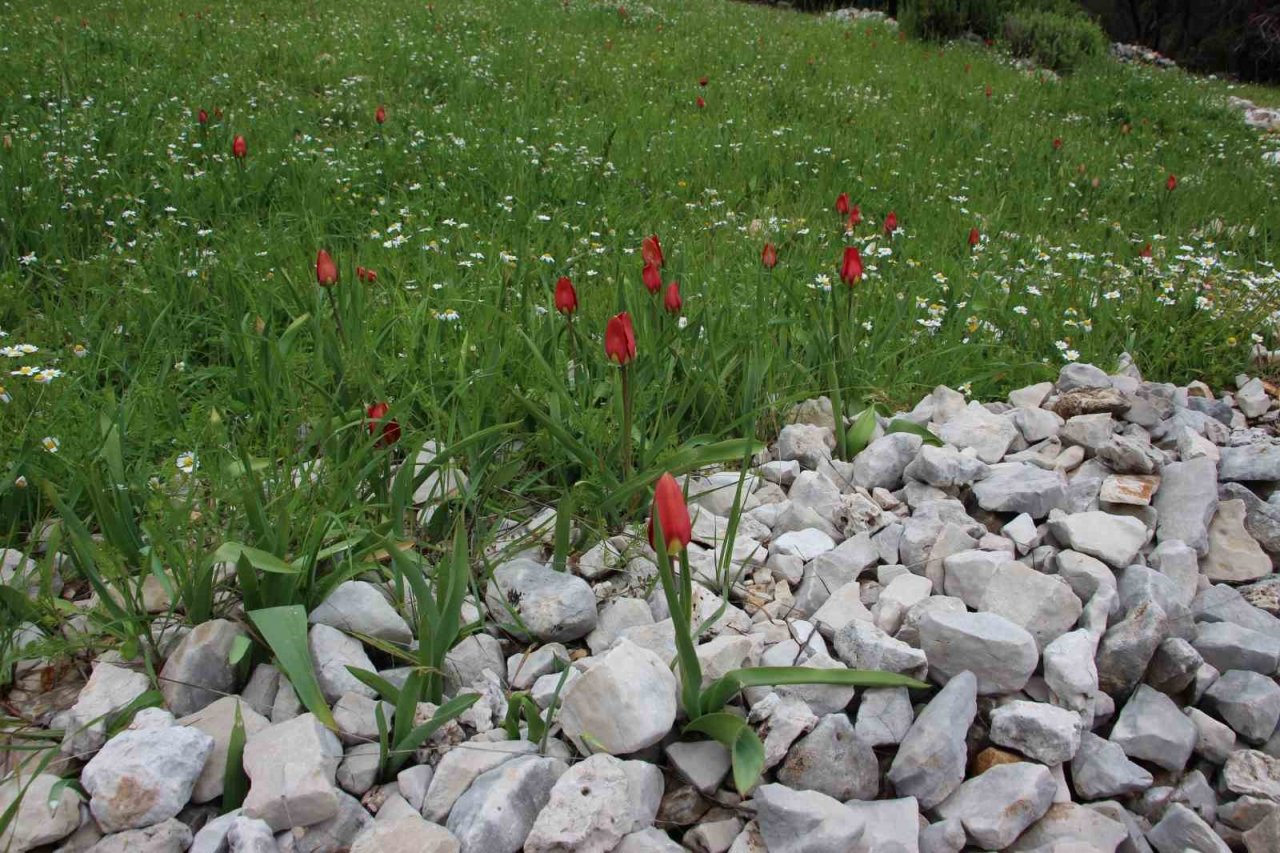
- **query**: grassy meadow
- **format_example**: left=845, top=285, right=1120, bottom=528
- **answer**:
left=1, top=0, right=1279, bottom=668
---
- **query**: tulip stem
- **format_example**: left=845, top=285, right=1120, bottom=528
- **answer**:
left=829, top=285, right=847, bottom=460
left=325, top=286, right=347, bottom=343
left=620, top=364, right=633, bottom=480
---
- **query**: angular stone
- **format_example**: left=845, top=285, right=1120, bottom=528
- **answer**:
left=1203, top=669, right=1280, bottom=743
left=82, top=723, right=214, bottom=832
left=1187, top=707, right=1237, bottom=764
left=1097, top=601, right=1167, bottom=699
left=752, top=784, right=864, bottom=853
left=485, top=559, right=597, bottom=643
left=1148, top=802, right=1230, bottom=853
left=832, top=620, right=927, bottom=678
left=990, top=701, right=1082, bottom=764
left=559, top=640, right=676, bottom=755
left=749, top=693, right=818, bottom=771
left=308, top=623, right=378, bottom=704
left=941, top=549, right=1008, bottom=609
left=180, top=696, right=271, bottom=803
left=241, top=713, right=344, bottom=831
left=422, top=740, right=538, bottom=822
left=1109, top=685, right=1197, bottom=772
left=665, top=741, right=731, bottom=795
left=1006, top=803, right=1128, bottom=853
left=1100, top=474, right=1160, bottom=506
left=310, top=581, right=413, bottom=644
left=1011, top=406, right=1064, bottom=443
left=972, top=463, right=1067, bottom=519
left=1194, top=585, right=1280, bottom=639
left=61, top=660, right=151, bottom=756
left=284, top=789, right=371, bottom=853
left=1154, top=457, right=1219, bottom=555
left=350, top=815, right=460, bottom=853
left=979, top=562, right=1082, bottom=650
left=89, top=818, right=193, bottom=853
left=777, top=714, right=878, bottom=801
left=919, top=610, right=1037, bottom=695
left=159, top=619, right=247, bottom=717
left=1059, top=363, right=1112, bottom=392
left=852, top=433, right=922, bottom=491
left=1047, top=511, right=1148, bottom=568
left=904, top=444, right=991, bottom=488
left=615, top=828, right=684, bottom=852
left=1044, top=630, right=1099, bottom=710
left=934, top=762, right=1057, bottom=849
left=1146, top=637, right=1203, bottom=696
left=1203, top=499, right=1272, bottom=582
left=887, top=671, right=977, bottom=809
left=1061, top=413, right=1115, bottom=454
left=854, top=686, right=913, bottom=747
left=446, top=755, right=567, bottom=853
left=770, top=529, right=835, bottom=561
left=1221, top=482, right=1280, bottom=555
left=524, top=753, right=662, bottom=853
left=1243, top=805, right=1280, bottom=852
left=1070, top=731, right=1153, bottom=800
left=1220, top=443, right=1280, bottom=482
left=1193, top=622, right=1280, bottom=675
left=777, top=424, right=836, bottom=470
left=937, top=404, right=1019, bottom=464
left=0, top=772, right=81, bottom=852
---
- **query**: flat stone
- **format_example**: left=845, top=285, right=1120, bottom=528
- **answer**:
left=1100, top=474, right=1160, bottom=506
left=180, top=696, right=271, bottom=803
left=1193, top=622, right=1280, bottom=675
left=1147, top=802, right=1230, bottom=853
left=446, top=755, right=567, bottom=853
left=904, top=444, right=991, bottom=488
left=843, top=798, right=920, bottom=852
left=832, top=620, right=927, bottom=678
left=1051, top=387, right=1130, bottom=419
left=777, top=713, right=878, bottom=801
left=749, top=693, right=818, bottom=771
left=1047, top=510, right=1148, bottom=568
left=1011, top=406, right=1065, bottom=443
left=1006, top=803, right=1128, bottom=853
left=1070, top=731, right=1154, bottom=800
left=979, top=561, right=1082, bottom=650
left=770, top=528, right=835, bottom=561
left=1221, top=482, right=1280, bottom=555
left=241, top=713, right=344, bottom=831
left=887, top=671, right=977, bottom=809
left=558, top=640, right=677, bottom=755
left=752, top=784, right=864, bottom=853
left=854, top=686, right=913, bottom=747
left=1059, top=363, right=1112, bottom=392
left=1203, top=499, right=1272, bottom=582
left=349, top=815, right=460, bottom=853
left=941, top=549, right=1009, bottom=609
left=89, top=818, right=193, bottom=853
left=422, top=740, right=538, bottom=822
left=990, top=700, right=1082, bottom=764
left=1009, top=382, right=1054, bottom=408
left=310, top=581, right=413, bottom=644
left=852, top=433, right=922, bottom=491
left=524, top=753, right=662, bottom=853
left=1044, top=630, right=1099, bottom=711
left=1220, top=443, right=1280, bottom=482
left=485, top=559, right=597, bottom=643
left=1225, top=750, right=1280, bottom=800
left=1109, top=685, right=1197, bottom=772
left=875, top=573, right=933, bottom=635
left=1061, top=413, right=1115, bottom=454
left=158, top=618, right=247, bottom=717
left=919, top=610, right=1037, bottom=695
left=1154, top=457, right=1219, bottom=555
left=60, top=660, right=151, bottom=756
left=1146, top=637, right=1203, bottom=696
left=937, top=403, right=1019, bottom=464
left=1243, top=805, right=1280, bottom=852
left=1186, top=707, right=1237, bottom=764
left=82, top=723, right=214, bottom=832
left=934, top=762, right=1057, bottom=849
left=0, top=772, right=81, bottom=851
left=665, top=741, right=731, bottom=795
left=284, top=789, right=371, bottom=853
left=1203, top=669, right=1280, bottom=743
left=309, top=623, right=378, bottom=704
left=972, top=463, right=1068, bottom=519
left=1194, top=585, right=1280, bottom=639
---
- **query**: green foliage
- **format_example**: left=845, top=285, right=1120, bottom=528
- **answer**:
left=246, top=604, right=337, bottom=729
left=1004, top=8, right=1109, bottom=73
left=899, top=0, right=972, bottom=41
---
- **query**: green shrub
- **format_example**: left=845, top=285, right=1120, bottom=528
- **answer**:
left=1003, top=7, right=1108, bottom=73
left=899, top=0, right=971, bottom=41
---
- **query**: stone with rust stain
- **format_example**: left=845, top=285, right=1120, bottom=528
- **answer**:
left=972, top=746, right=1023, bottom=776
left=1099, top=474, right=1160, bottom=506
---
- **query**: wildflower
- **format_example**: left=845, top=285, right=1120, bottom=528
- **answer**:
left=197, top=108, right=209, bottom=125
left=1139, top=243, right=1152, bottom=259
left=835, top=193, right=850, bottom=216
left=1166, top=174, right=1177, bottom=192
left=664, top=281, right=682, bottom=314
left=33, top=369, right=63, bottom=383
left=840, top=247, right=863, bottom=286
left=604, top=312, right=636, bottom=365
left=14, top=476, right=26, bottom=489
left=0, top=385, right=9, bottom=403
left=554, top=276, right=578, bottom=315
left=695, top=96, right=706, bottom=109
left=648, top=473, right=692, bottom=553
left=847, top=204, right=862, bottom=228
left=761, top=242, right=778, bottom=269
left=232, top=134, right=247, bottom=159
left=884, top=211, right=899, bottom=236
left=1053, top=137, right=1062, bottom=150
left=72, top=344, right=88, bottom=358
left=642, top=262, right=662, bottom=294
left=641, top=234, right=664, bottom=269
left=176, top=452, right=197, bottom=474
left=41, top=436, right=59, bottom=454
left=434, top=309, right=461, bottom=322
left=366, top=402, right=401, bottom=447
left=316, top=250, right=338, bottom=286
left=968, top=227, right=981, bottom=248
left=698, top=75, right=709, bottom=87
left=375, top=104, right=387, bottom=124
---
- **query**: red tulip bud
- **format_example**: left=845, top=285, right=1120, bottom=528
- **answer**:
left=232, top=134, right=247, bottom=159
left=884, top=211, right=899, bottom=235
left=366, top=402, right=401, bottom=447
left=835, top=193, right=850, bottom=216
left=605, top=312, right=637, bottom=365
left=642, top=262, right=662, bottom=295
left=641, top=234, right=663, bottom=269
left=698, top=75, right=709, bottom=87
left=695, top=96, right=706, bottom=109
left=648, top=473, right=692, bottom=554
left=197, top=109, right=209, bottom=126
left=968, top=227, right=981, bottom=248
left=1053, top=137, right=1063, bottom=151
left=840, top=247, right=863, bottom=286
left=847, top=204, right=862, bottom=228
left=1166, top=174, right=1177, bottom=192
left=375, top=104, right=387, bottom=125
left=316, top=249, right=338, bottom=287
left=1140, top=243, right=1153, bottom=258
left=761, top=242, right=778, bottom=269
left=554, top=276, right=578, bottom=315
left=664, top=281, right=682, bottom=314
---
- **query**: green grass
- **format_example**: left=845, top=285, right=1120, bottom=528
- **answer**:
left=0, top=0, right=1278, bottom=670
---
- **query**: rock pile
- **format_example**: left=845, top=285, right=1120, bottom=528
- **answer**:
left=4, top=356, right=1280, bottom=851
left=1110, top=42, right=1178, bottom=69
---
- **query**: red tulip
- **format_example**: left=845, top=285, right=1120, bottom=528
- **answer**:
left=356, top=266, right=377, bottom=283
left=366, top=402, right=401, bottom=447
left=847, top=204, right=862, bottom=228
left=375, top=104, right=387, bottom=125
left=197, top=108, right=209, bottom=126
left=664, top=281, right=682, bottom=314
left=884, top=211, right=899, bottom=235
left=1053, top=137, right=1063, bottom=151
left=696, top=96, right=706, bottom=109
left=555, top=276, right=578, bottom=314
left=1166, top=174, right=1177, bottom=192
left=968, top=227, right=981, bottom=248
left=356, top=265, right=366, bottom=281
left=835, top=193, right=850, bottom=216
left=985, top=84, right=993, bottom=98
left=605, top=312, right=636, bottom=365
left=642, top=262, right=662, bottom=294
left=232, top=134, right=247, bottom=159
left=641, top=234, right=664, bottom=269
left=648, top=473, right=692, bottom=554
left=316, top=250, right=338, bottom=286
left=840, top=247, right=863, bottom=286
left=761, top=242, right=778, bottom=269
left=698, top=75, right=709, bottom=87
left=1140, top=243, right=1153, bottom=258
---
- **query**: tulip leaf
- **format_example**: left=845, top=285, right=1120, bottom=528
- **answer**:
left=247, top=605, right=336, bottom=729
left=683, top=713, right=766, bottom=795
left=846, top=406, right=879, bottom=456
left=886, top=418, right=944, bottom=446
left=701, top=667, right=930, bottom=714
left=220, top=701, right=249, bottom=813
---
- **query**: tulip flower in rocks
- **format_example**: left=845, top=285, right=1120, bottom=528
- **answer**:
left=648, top=473, right=692, bottom=554
left=366, top=402, right=401, bottom=447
